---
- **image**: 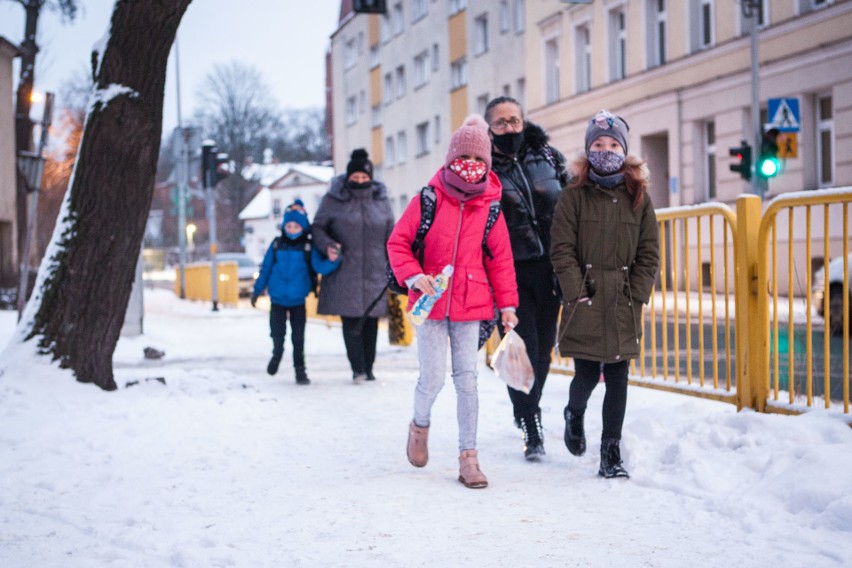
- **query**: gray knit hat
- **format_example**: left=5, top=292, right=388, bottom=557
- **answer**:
left=585, top=110, right=629, bottom=155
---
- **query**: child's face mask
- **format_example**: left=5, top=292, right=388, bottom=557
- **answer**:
left=448, top=158, right=487, bottom=184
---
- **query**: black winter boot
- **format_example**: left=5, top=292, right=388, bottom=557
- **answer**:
left=519, top=413, right=546, bottom=461
left=563, top=407, right=586, bottom=456
left=295, top=366, right=310, bottom=385
left=267, top=354, right=282, bottom=376
left=598, top=438, right=629, bottom=479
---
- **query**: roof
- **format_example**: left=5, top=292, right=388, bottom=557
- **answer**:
left=0, top=37, right=22, bottom=59
left=239, top=187, right=270, bottom=220
left=242, top=162, right=334, bottom=188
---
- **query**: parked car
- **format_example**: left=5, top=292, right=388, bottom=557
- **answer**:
left=813, top=252, right=852, bottom=336
left=217, top=253, right=260, bottom=297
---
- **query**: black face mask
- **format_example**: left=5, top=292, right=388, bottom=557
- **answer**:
left=348, top=181, right=372, bottom=190
left=492, top=131, right=525, bottom=156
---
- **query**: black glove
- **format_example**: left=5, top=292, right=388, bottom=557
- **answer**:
left=250, top=294, right=258, bottom=308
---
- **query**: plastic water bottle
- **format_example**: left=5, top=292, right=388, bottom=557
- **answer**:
left=409, top=265, right=454, bottom=325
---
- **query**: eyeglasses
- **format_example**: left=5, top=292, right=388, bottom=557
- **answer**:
left=489, top=117, right=523, bottom=133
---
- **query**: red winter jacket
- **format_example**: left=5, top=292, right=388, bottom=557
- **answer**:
left=387, top=168, right=518, bottom=322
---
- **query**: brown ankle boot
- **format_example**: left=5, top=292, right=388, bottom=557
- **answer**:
left=458, top=449, right=488, bottom=488
left=407, top=421, right=429, bottom=467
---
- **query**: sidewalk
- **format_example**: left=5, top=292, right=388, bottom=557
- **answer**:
left=0, top=289, right=850, bottom=567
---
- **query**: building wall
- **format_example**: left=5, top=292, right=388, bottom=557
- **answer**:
left=0, top=38, right=19, bottom=286
left=330, top=1, right=527, bottom=218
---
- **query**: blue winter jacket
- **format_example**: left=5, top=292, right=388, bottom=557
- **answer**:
left=253, top=234, right=341, bottom=308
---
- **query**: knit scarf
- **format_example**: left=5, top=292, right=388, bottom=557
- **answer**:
left=440, top=167, right=487, bottom=202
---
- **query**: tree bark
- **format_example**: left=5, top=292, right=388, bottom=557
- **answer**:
left=22, top=0, right=193, bottom=390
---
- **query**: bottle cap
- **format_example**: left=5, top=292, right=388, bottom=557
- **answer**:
left=442, top=265, right=454, bottom=276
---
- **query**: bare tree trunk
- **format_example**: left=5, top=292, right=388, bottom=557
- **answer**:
left=22, top=0, right=193, bottom=390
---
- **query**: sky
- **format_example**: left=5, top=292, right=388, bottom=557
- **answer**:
left=0, top=0, right=341, bottom=134
left=1, top=287, right=851, bottom=566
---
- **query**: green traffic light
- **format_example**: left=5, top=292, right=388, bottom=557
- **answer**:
left=759, top=157, right=780, bottom=178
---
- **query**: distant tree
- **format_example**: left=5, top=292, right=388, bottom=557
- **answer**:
left=22, top=0, right=193, bottom=391
left=272, top=107, right=330, bottom=163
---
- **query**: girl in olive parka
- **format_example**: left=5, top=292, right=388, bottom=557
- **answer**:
left=550, top=110, right=660, bottom=479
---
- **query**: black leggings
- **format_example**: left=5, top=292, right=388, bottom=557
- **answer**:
left=567, top=358, right=629, bottom=440
left=270, top=304, right=306, bottom=368
left=341, top=316, right=378, bottom=375
left=501, top=259, right=561, bottom=420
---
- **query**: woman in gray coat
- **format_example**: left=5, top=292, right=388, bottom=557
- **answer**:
left=311, top=149, right=395, bottom=383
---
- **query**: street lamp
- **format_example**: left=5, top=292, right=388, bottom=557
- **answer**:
left=185, top=223, right=197, bottom=256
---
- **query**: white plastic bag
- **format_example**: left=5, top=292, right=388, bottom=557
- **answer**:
left=489, top=329, right=535, bottom=394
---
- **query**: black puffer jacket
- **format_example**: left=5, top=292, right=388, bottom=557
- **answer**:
left=491, top=122, right=569, bottom=263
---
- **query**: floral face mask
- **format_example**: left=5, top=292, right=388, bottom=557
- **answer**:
left=448, top=158, right=487, bottom=184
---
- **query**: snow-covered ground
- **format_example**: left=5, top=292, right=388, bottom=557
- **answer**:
left=1, top=289, right=850, bottom=567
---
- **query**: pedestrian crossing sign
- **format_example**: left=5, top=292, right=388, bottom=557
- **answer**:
left=768, top=98, right=800, bottom=133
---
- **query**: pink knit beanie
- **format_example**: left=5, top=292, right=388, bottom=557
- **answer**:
left=445, top=114, right=492, bottom=172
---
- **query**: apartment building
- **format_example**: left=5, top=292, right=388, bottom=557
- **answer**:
left=329, top=0, right=527, bottom=216
left=524, top=0, right=852, bottom=209
left=0, top=36, right=19, bottom=287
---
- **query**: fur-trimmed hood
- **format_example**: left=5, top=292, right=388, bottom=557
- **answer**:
left=326, top=173, right=389, bottom=202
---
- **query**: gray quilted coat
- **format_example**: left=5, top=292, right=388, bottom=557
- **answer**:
left=311, top=175, right=395, bottom=318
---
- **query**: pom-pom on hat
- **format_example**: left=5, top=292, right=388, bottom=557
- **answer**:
left=283, top=199, right=309, bottom=230
left=585, top=109, right=630, bottom=155
left=346, top=148, right=374, bottom=179
left=445, top=114, right=492, bottom=172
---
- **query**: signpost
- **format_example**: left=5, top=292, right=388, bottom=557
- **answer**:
left=767, top=97, right=801, bottom=161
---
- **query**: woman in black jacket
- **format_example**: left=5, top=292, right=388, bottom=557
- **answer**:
left=486, top=96, right=568, bottom=461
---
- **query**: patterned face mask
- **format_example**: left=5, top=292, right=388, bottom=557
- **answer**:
left=588, top=151, right=625, bottom=175
left=448, top=158, right=487, bottom=184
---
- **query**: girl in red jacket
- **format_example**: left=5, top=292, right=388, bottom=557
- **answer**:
left=387, top=115, right=519, bottom=489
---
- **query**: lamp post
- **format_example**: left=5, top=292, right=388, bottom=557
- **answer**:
left=16, top=90, right=53, bottom=320
left=741, top=0, right=764, bottom=198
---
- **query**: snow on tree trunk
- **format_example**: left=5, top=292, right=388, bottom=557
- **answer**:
left=21, top=0, right=193, bottom=391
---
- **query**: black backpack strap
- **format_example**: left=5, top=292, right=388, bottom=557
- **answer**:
left=303, top=238, right=318, bottom=295
left=411, top=186, right=436, bottom=263
left=481, top=200, right=502, bottom=261
left=270, top=237, right=281, bottom=266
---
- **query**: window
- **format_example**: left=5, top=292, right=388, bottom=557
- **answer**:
left=392, top=3, right=405, bottom=36
left=573, top=26, right=588, bottom=95
left=369, top=44, right=380, bottom=69
left=385, top=136, right=396, bottom=167
left=704, top=121, right=716, bottom=200
left=273, top=199, right=281, bottom=217
left=609, top=9, right=626, bottom=81
left=513, top=0, right=525, bottom=33
left=345, top=96, right=357, bottom=125
left=359, top=90, right=366, bottom=114
left=432, top=43, right=440, bottom=71
left=689, top=0, right=714, bottom=52
left=473, top=14, right=489, bottom=55
left=450, top=57, right=468, bottom=90
left=380, top=13, right=391, bottom=43
left=371, top=104, right=383, bottom=128
left=502, top=83, right=511, bottom=96
left=449, top=0, right=467, bottom=16
left=800, top=0, right=834, bottom=13
left=412, top=0, right=428, bottom=22
left=516, top=78, right=525, bottom=106
left=414, top=50, right=430, bottom=88
left=357, top=32, right=364, bottom=54
left=817, top=94, right=834, bottom=187
left=647, top=0, right=667, bottom=68
left=499, top=1, right=510, bottom=33
left=383, top=72, right=394, bottom=105
left=476, top=94, right=489, bottom=115
left=434, top=115, right=441, bottom=145
left=399, top=194, right=409, bottom=213
left=395, top=65, right=407, bottom=99
left=397, top=130, right=408, bottom=164
left=416, top=121, right=430, bottom=156
left=344, top=38, right=357, bottom=70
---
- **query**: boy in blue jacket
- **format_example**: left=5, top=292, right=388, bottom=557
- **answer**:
left=251, top=200, right=340, bottom=384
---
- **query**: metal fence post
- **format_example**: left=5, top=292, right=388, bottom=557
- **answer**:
left=735, top=195, right=765, bottom=411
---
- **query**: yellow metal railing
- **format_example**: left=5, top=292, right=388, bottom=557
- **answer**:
left=755, top=188, right=852, bottom=416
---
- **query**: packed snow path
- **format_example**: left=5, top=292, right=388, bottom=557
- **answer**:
left=1, top=289, right=850, bottom=567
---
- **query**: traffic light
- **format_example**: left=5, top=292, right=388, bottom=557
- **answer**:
left=201, top=142, right=232, bottom=188
left=729, top=140, right=752, bottom=181
left=757, top=127, right=780, bottom=179
left=353, top=0, right=386, bottom=14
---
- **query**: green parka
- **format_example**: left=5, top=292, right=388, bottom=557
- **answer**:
left=550, top=180, right=659, bottom=363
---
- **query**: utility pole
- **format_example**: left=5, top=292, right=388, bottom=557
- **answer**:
left=174, top=35, right=188, bottom=298
left=742, top=0, right=763, bottom=198
left=201, top=141, right=219, bottom=312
